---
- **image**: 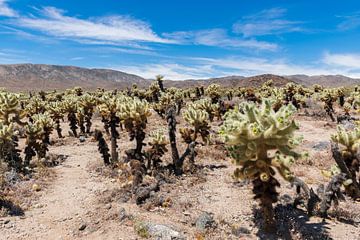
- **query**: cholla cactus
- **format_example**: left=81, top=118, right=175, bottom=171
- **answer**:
left=0, top=91, right=26, bottom=125
left=98, top=94, right=121, bottom=162
left=205, top=84, right=221, bottom=103
left=0, top=122, right=22, bottom=171
left=337, top=88, right=346, bottom=107
left=145, top=130, right=168, bottom=170
left=63, top=96, right=78, bottom=137
left=220, top=100, right=301, bottom=232
left=25, top=97, right=46, bottom=118
left=330, top=127, right=360, bottom=198
left=153, top=92, right=175, bottom=118
left=156, top=75, right=165, bottom=92
left=188, top=98, right=217, bottom=122
left=343, top=102, right=352, bottom=116
left=118, top=98, right=151, bottom=160
left=148, top=81, right=161, bottom=102
left=78, top=94, right=97, bottom=133
left=23, top=122, right=43, bottom=167
left=47, top=101, right=64, bottom=138
left=320, top=89, right=337, bottom=121
left=181, top=107, right=210, bottom=144
left=32, top=113, right=54, bottom=159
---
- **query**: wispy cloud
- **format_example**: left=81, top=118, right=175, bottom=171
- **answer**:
left=0, top=0, right=17, bottom=17
left=233, top=7, right=303, bottom=37
left=164, top=28, right=278, bottom=51
left=337, top=12, right=360, bottom=31
left=117, top=53, right=360, bottom=80
left=323, top=52, right=360, bottom=69
left=115, top=63, right=216, bottom=80
left=9, top=7, right=173, bottom=46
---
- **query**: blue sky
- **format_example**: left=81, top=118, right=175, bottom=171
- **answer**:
left=1, top=0, right=360, bottom=79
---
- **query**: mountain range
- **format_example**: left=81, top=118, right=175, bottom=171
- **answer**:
left=0, top=64, right=358, bottom=91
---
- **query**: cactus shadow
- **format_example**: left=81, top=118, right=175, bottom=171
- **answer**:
left=0, top=199, right=24, bottom=216
left=253, top=204, right=333, bottom=240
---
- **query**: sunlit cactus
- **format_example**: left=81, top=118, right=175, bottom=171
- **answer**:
left=148, top=81, right=161, bottom=102
left=63, top=96, right=79, bottom=137
left=337, top=87, right=346, bottom=107
left=98, top=94, right=121, bottom=162
left=47, top=101, right=65, bottom=138
left=0, top=91, right=26, bottom=125
left=145, top=130, right=168, bottom=170
left=320, top=89, right=337, bottom=121
left=32, top=113, right=54, bottom=159
left=0, top=122, right=22, bottom=171
left=78, top=93, right=97, bottom=133
left=23, top=122, right=43, bottom=168
left=188, top=98, right=217, bottom=122
left=181, top=107, right=210, bottom=144
left=330, top=126, right=360, bottom=198
left=313, top=84, right=323, bottom=93
left=76, top=107, right=86, bottom=135
left=25, top=97, right=47, bottom=118
left=153, top=92, right=175, bottom=118
left=118, top=98, right=151, bottom=160
left=220, top=100, right=302, bottom=232
left=156, top=75, right=165, bottom=92
left=205, top=84, right=222, bottom=103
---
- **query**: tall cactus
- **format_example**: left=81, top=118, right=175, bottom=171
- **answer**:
left=220, top=100, right=301, bottom=232
left=331, top=126, right=360, bottom=198
left=118, top=98, right=151, bottom=161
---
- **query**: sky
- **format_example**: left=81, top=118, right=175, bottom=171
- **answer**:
left=1, top=0, right=360, bottom=80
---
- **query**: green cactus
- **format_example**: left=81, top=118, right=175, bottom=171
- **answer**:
left=46, top=101, right=65, bottom=138
left=98, top=94, right=121, bottom=162
left=205, top=84, right=221, bottom=104
left=32, top=113, right=54, bottom=159
left=0, top=122, right=22, bottom=171
left=331, top=126, right=360, bottom=198
left=220, top=100, right=301, bottom=232
left=23, top=122, right=43, bottom=168
left=145, top=130, right=168, bottom=170
left=78, top=94, right=97, bottom=133
left=0, top=91, right=26, bottom=125
left=63, top=96, right=79, bottom=137
left=118, top=98, right=151, bottom=160
left=181, top=107, right=211, bottom=144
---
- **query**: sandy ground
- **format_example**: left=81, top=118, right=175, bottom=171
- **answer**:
left=1, top=112, right=360, bottom=240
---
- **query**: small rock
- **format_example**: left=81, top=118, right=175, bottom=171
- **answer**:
left=119, top=207, right=127, bottom=222
left=79, top=136, right=86, bottom=142
left=195, top=212, right=215, bottom=231
left=32, top=184, right=41, bottom=192
left=312, top=141, right=329, bottom=151
left=4, top=219, right=10, bottom=224
left=79, top=223, right=87, bottom=231
left=135, top=221, right=185, bottom=240
left=105, top=204, right=112, bottom=210
left=231, top=225, right=251, bottom=237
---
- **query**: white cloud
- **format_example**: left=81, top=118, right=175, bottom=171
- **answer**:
left=323, top=52, right=360, bottom=68
left=233, top=7, right=303, bottom=37
left=116, top=54, right=360, bottom=80
left=11, top=7, right=173, bottom=45
left=0, top=0, right=17, bottom=17
left=164, top=28, right=277, bottom=51
left=116, top=63, right=216, bottom=80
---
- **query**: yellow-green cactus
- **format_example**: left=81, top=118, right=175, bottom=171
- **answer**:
left=220, top=99, right=301, bottom=231
left=118, top=98, right=151, bottom=158
left=205, top=84, right=221, bottom=103
left=0, top=91, right=26, bottom=125
left=182, top=107, right=211, bottom=143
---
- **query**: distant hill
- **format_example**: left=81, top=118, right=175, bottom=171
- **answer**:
left=0, top=64, right=149, bottom=91
left=0, top=64, right=358, bottom=91
left=165, top=74, right=293, bottom=88
left=287, top=74, right=359, bottom=87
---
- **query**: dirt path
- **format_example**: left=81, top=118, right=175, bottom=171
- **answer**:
left=1, top=141, right=111, bottom=240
